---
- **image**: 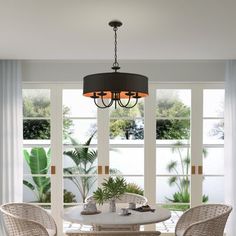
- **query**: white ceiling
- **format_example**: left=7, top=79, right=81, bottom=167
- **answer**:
left=1, top=0, right=236, bottom=60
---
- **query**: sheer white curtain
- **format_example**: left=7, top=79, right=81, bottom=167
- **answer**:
left=0, top=61, right=23, bottom=235
left=225, top=60, right=236, bottom=236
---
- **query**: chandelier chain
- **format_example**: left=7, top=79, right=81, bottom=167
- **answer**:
left=113, top=26, right=119, bottom=70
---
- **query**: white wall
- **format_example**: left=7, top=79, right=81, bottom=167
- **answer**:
left=22, top=60, right=226, bottom=83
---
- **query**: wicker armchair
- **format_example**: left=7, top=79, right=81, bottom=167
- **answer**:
left=85, top=192, right=148, bottom=205
left=0, top=203, right=57, bottom=236
left=66, top=231, right=161, bottom=236
left=175, top=204, right=232, bottom=236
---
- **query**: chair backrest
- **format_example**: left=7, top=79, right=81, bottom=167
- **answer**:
left=0, top=203, right=56, bottom=236
left=175, top=204, right=232, bottom=236
left=66, top=231, right=161, bottom=236
left=85, top=192, right=148, bottom=205
left=184, top=204, right=231, bottom=222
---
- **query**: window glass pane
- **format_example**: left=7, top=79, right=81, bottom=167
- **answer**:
left=110, top=148, right=144, bottom=175
left=64, top=177, right=98, bottom=203
left=156, top=177, right=190, bottom=204
left=203, top=119, right=224, bottom=144
left=63, top=90, right=97, bottom=117
left=23, top=119, right=51, bottom=140
left=156, top=89, right=191, bottom=144
left=156, top=119, right=190, bottom=141
left=63, top=147, right=97, bottom=175
left=109, top=119, right=144, bottom=141
left=23, top=147, right=51, bottom=174
left=203, top=90, right=224, bottom=117
left=156, top=90, right=191, bottom=118
left=203, top=148, right=224, bottom=175
left=23, top=89, right=50, bottom=117
left=63, top=119, right=97, bottom=144
left=110, top=99, right=144, bottom=118
left=23, top=176, right=51, bottom=203
left=156, top=147, right=191, bottom=175
left=202, top=177, right=224, bottom=203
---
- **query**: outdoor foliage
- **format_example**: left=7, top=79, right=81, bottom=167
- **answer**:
left=23, top=147, right=77, bottom=203
left=109, top=94, right=190, bottom=140
left=23, top=92, right=73, bottom=139
left=93, top=177, right=127, bottom=205
left=210, top=120, right=224, bottom=140
left=45, top=190, right=77, bottom=203
left=156, top=94, right=190, bottom=139
left=23, top=147, right=51, bottom=202
left=166, top=142, right=208, bottom=204
left=63, top=132, right=98, bottom=202
left=110, top=103, right=143, bottom=139
left=125, top=183, right=144, bottom=196
left=23, top=120, right=51, bottom=139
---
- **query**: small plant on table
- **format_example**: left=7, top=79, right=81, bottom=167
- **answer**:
left=93, top=177, right=127, bottom=212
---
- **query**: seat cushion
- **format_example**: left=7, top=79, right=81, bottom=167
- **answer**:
left=46, top=228, right=56, bottom=236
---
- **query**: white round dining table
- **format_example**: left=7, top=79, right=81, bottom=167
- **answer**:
left=63, top=204, right=171, bottom=230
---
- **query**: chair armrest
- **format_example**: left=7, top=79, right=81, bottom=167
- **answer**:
left=183, top=212, right=230, bottom=236
left=175, top=208, right=200, bottom=234
left=25, top=205, right=57, bottom=232
left=176, top=204, right=232, bottom=236
left=3, top=216, right=50, bottom=236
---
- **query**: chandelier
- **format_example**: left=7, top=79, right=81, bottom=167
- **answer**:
left=83, top=20, right=148, bottom=109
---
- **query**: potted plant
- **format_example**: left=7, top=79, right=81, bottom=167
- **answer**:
left=93, top=177, right=127, bottom=212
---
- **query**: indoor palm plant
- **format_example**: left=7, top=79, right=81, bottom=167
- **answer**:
left=93, top=177, right=127, bottom=212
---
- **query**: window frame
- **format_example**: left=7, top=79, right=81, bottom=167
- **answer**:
left=22, top=81, right=224, bottom=235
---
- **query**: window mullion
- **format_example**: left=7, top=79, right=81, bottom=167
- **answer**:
left=191, top=85, right=203, bottom=207
left=97, top=101, right=109, bottom=186
left=50, top=85, right=63, bottom=235
left=144, top=85, right=156, bottom=205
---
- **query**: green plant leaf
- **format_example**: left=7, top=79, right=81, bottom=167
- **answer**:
left=167, top=161, right=177, bottom=172
left=168, top=176, right=177, bottom=186
left=30, top=147, right=49, bottom=175
left=93, top=187, right=105, bottom=205
left=23, top=180, right=35, bottom=191
left=23, top=150, right=30, bottom=166
left=94, top=177, right=127, bottom=203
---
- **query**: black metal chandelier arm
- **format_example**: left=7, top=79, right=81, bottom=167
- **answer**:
left=94, top=98, right=112, bottom=109
left=127, top=97, right=139, bottom=108
left=118, top=95, right=131, bottom=107
left=119, top=97, right=139, bottom=109
left=101, top=94, right=113, bottom=107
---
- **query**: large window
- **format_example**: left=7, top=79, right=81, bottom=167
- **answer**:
left=22, top=83, right=224, bottom=235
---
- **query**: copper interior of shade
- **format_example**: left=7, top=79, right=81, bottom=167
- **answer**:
left=84, top=91, right=148, bottom=99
